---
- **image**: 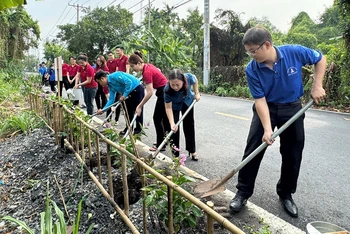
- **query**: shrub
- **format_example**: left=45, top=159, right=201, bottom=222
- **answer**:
left=215, top=87, right=227, bottom=96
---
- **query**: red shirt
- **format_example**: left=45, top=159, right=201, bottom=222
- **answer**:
left=62, top=63, right=69, bottom=76
left=67, top=64, right=79, bottom=78
left=116, top=55, right=128, bottom=72
left=78, top=63, right=98, bottom=88
left=107, top=59, right=118, bottom=73
left=142, top=63, right=167, bottom=89
left=95, top=66, right=110, bottom=94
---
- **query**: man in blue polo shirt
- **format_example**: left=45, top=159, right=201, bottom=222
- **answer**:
left=229, top=26, right=326, bottom=218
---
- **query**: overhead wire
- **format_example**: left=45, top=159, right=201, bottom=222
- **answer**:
left=45, top=0, right=192, bottom=56
left=41, top=5, right=69, bottom=40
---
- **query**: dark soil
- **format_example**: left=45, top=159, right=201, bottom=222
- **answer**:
left=0, top=128, right=232, bottom=234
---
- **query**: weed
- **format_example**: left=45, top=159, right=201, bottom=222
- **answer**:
left=0, top=111, right=44, bottom=137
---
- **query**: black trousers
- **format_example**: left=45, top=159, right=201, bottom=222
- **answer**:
left=236, top=100, right=305, bottom=199
left=154, top=86, right=171, bottom=147
left=49, top=81, right=56, bottom=92
left=121, top=85, right=145, bottom=133
left=171, top=103, right=196, bottom=156
left=95, top=83, right=107, bottom=110
left=59, top=76, right=70, bottom=97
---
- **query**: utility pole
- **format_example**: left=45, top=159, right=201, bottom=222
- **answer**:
left=140, top=0, right=143, bottom=22
left=68, top=3, right=88, bottom=23
left=203, top=0, right=210, bottom=86
left=147, top=0, right=151, bottom=62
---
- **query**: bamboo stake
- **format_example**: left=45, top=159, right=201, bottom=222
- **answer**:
left=59, top=104, right=244, bottom=234
left=80, top=122, right=85, bottom=161
left=87, top=129, right=93, bottom=172
left=80, top=122, right=85, bottom=184
left=54, top=102, right=59, bottom=145
left=64, top=140, right=140, bottom=234
left=206, top=201, right=214, bottom=234
left=95, top=135, right=102, bottom=184
left=74, top=118, right=79, bottom=154
left=106, top=144, right=114, bottom=198
left=121, top=145, right=129, bottom=217
left=37, top=94, right=245, bottom=234
left=59, top=104, right=64, bottom=133
left=140, top=158, right=147, bottom=234
left=69, top=112, right=73, bottom=145
left=167, top=176, right=174, bottom=234
left=29, top=93, right=32, bottom=111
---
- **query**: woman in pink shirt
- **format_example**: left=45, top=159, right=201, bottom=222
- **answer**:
left=128, top=51, right=170, bottom=152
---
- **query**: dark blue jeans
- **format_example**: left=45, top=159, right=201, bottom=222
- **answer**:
left=83, top=87, right=97, bottom=115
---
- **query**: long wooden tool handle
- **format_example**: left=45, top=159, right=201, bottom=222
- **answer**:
left=212, top=100, right=314, bottom=190
left=153, top=100, right=197, bottom=158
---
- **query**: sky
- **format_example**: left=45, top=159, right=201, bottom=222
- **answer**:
left=25, top=0, right=335, bottom=60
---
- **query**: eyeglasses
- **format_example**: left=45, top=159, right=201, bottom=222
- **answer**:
left=246, top=42, right=266, bottom=56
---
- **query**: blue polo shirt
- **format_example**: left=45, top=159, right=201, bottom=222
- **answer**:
left=104, top=71, right=140, bottom=109
left=246, top=45, right=323, bottom=103
left=48, top=68, right=55, bottom=81
left=164, top=73, right=196, bottom=111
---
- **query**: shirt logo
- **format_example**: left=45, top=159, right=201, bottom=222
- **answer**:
left=313, top=50, right=320, bottom=57
left=287, top=67, right=298, bottom=76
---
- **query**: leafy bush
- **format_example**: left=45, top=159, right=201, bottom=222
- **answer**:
left=142, top=158, right=203, bottom=233
left=0, top=111, right=44, bottom=137
left=215, top=87, right=227, bottom=96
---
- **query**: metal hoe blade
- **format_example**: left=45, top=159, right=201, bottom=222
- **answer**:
left=194, top=100, right=314, bottom=198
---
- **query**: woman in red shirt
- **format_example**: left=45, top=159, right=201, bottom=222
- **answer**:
left=94, top=55, right=109, bottom=113
left=67, top=56, right=80, bottom=105
left=128, top=51, right=170, bottom=151
left=67, top=56, right=79, bottom=88
left=59, top=61, right=70, bottom=97
left=74, top=54, right=98, bottom=115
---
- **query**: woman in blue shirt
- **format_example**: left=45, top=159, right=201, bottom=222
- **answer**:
left=164, top=69, right=200, bottom=161
left=95, top=70, right=145, bottom=135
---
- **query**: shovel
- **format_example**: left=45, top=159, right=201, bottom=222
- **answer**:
left=152, top=100, right=197, bottom=159
left=122, top=113, right=138, bottom=140
left=194, top=99, right=314, bottom=198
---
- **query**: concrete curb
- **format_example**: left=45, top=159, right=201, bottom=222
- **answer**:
left=90, top=115, right=306, bottom=233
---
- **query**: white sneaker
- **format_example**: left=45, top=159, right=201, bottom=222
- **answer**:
left=80, top=103, right=86, bottom=108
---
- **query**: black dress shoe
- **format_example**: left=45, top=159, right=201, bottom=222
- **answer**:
left=229, top=194, right=247, bottom=212
left=280, top=196, right=298, bottom=218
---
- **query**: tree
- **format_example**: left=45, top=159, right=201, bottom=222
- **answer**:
left=58, top=6, right=134, bottom=60
left=0, top=6, right=39, bottom=64
left=0, top=0, right=26, bottom=11
left=43, top=41, right=70, bottom=64
left=131, top=31, right=195, bottom=73
left=179, top=8, right=204, bottom=66
left=286, top=12, right=318, bottom=48
left=211, top=9, right=249, bottom=66
left=248, top=16, right=285, bottom=45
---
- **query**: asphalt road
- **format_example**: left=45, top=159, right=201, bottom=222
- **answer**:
left=137, top=93, right=350, bottom=231
left=64, top=84, right=350, bottom=231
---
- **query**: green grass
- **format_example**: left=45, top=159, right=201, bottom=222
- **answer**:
left=0, top=111, right=44, bottom=137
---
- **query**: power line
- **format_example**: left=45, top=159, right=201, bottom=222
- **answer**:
left=42, top=5, right=69, bottom=40
left=127, top=0, right=144, bottom=11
